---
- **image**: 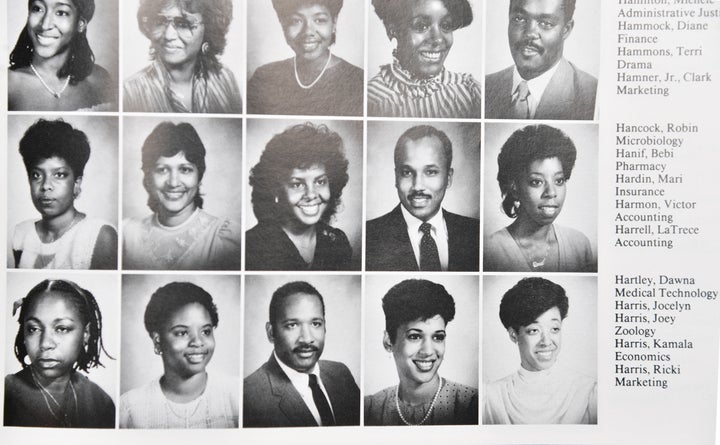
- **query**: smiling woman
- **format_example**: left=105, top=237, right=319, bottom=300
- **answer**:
left=368, top=0, right=481, bottom=118
left=123, top=0, right=242, bottom=113
left=122, top=121, right=241, bottom=270
left=247, top=0, right=363, bottom=116
left=8, top=0, right=116, bottom=111
left=246, top=122, right=353, bottom=271
left=119, top=282, right=239, bottom=428
left=483, top=277, right=597, bottom=424
left=364, top=279, right=477, bottom=426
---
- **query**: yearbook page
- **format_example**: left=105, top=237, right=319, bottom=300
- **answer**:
left=0, top=0, right=718, bottom=444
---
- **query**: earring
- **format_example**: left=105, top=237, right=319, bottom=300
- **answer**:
left=154, top=345, right=162, bottom=355
left=201, top=42, right=209, bottom=54
left=274, top=196, right=279, bottom=204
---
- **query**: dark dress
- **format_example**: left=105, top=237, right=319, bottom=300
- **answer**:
left=245, top=221, right=354, bottom=271
left=247, top=57, right=363, bottom=116
left=4, top=368, right=115, bottom=428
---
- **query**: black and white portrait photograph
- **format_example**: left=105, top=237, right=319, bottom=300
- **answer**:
left=367, top=0, right=483, bottom=118
left=484, top=0, right=600, bottom=120
left=245, top=118, right=363, bottom=271
left=119, top=274, right=240, bottom=429
left=7, top=0, right=119, bottom=111
left=4, top=272, right=119, bottom=428
left=243, top=274, right=361, bottom=427
left=7, top=115, right=119, bottom=270
left=365, top=121, right=480, bottom=271
left=364, top=274, right=479, bottom=426
left=122, top=115, right=242, bottom=271
left=246, top=0, right=364, bottom=116
left=482, top=275, right=597, bottom=424
left=122, top=0, right=244, bottom=113
left=483, top=122, right=598, bottom=273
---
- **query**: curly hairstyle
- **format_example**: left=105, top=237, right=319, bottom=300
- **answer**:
left=19, top=119, right=91, bottom=178
left=144, top=282, right=219, bottom=335
left=496, top=124, right=577, bottom=218
left=249, top=122, right=349, bottom=224
left=382, top=279, right=455, bottom=343
left=137, top=0, right=233, bottom=75
left=394, top=125, right=453, bottom=170
left=9, top=0, right=96, bottom=84
left=268, top=281, right=326, bottom=328
left=14, top=279, right=112, bottom=372
left=141, top=121, right=206, bottom=213
left=372, top=0, right=473, bottom=39
left=510, top=0, right=575, bottom=22
left=499, top=277, right=569, bottom=331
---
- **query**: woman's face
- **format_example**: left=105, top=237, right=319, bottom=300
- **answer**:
left=150, top=151, right=200, bottom=219
left=282, top=4, right=336, bottom=62
left=512, top=306, right=562, bottom=372
left=395, top=0, right=454, bottom=79
left=514, top=156, right=567, bottom=227
left=28, top=156, right=80, bottom=219
left=154, top=302, right=216, bottom=378
left=27, top=0, right=84, bottom=60
left=148, top=4, right=205, bottom=68
left=23, top=291, right=89, bottom=383
left=282, top=164, right=331, bottom=227
left=386, top=315, right=446, bottom=387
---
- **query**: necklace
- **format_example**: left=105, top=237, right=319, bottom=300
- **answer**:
left=294, top=51, right=332, bottom=89
left=165, top=396, right=204, bottom=428
left=395, top=377, right=443, bottom=426
left=30, top=64, right=71, bottom=99
left=46, top=213, right=82, bottom=243
left=31, top=368, right=78, bottom=426
left=511, top=226, right=555, bottom=269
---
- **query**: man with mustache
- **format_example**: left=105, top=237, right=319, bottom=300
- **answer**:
left=243, top=281, right=360, bottom=427
left=485, top=0, right=597, bottom=120
left=366, top=125, right=479, bottom=271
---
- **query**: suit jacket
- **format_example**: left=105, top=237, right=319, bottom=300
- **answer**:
left=485, top=58, right=597, bottom=120
left=243, top=354, right=360, bottom=427
left=366, top=205, right=479, bottom=271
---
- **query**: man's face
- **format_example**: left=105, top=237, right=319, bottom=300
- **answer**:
left=267, top=292, right=326, bottom=373
left=394, top=135, right=453, bottom=222
left=507, top=0, right=573, bottom=80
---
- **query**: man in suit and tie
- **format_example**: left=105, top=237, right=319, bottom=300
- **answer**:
left=366, top=125, right=479, bottom=271
left=243, top=281, right=360, bottom=427
left=485, top=0, right=597, bottom=120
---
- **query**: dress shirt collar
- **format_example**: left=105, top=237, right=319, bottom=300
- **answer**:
left=273, top=351, right=334, bottom=425
left=399, top=205, right=449, bottom=271
left=512, top=58, right=563, bottom=118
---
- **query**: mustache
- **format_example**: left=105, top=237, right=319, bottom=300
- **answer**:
left=293, top=345, right=320, bottom=353
left=516, top=39, right=544, bottom=54
left=408, top=192, right=432, bottom=200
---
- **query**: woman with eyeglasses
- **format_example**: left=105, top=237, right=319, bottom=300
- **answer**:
left=124, top=0, right=242, bottom=113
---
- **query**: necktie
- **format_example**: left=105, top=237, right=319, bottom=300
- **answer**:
left=511, top=80, right=530, bottom=119
left=308, top=374, right=335, bottom=426
left=419, top=222, right=441, bottom=271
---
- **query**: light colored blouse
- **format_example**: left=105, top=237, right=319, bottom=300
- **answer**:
left=12, top=217, right=113, bottom=269
left=368, top=59, right=482, bottom=118
left=120, top=374, right=238, bottom=429
left=483, top=366, right=597, bottom=424
left=123, top=209, right=241, bottom=270
left=124, top=61, right=242, bottom=114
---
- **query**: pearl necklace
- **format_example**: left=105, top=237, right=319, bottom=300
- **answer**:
left=294, top=51, right=332, bottom=89
left=395, top=377, right=443, bottom=426
left=30, top=64, right=71, bottom=99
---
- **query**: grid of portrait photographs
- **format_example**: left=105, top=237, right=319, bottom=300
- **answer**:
left=3, top=0, right=600, bottom=432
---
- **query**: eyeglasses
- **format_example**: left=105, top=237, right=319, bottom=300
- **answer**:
left=145, top=15, right=203, bottom=39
